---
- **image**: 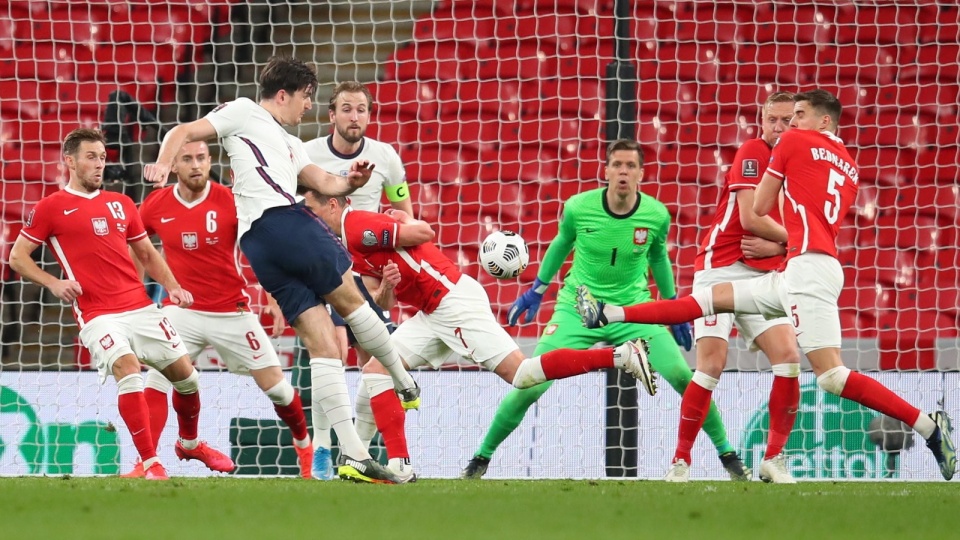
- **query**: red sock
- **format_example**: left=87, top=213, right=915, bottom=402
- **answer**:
left=274, top=392, right=309, bottom=442
left=539, top=348, right=614, bottom=380
left=765, top=376, right=799, bottom=460
left=143, top=387, right=168, bottom=451
left=118, top=391, right=156, bottom=461
left=674, top=381, right=712, bottom=465
left=172, top=390, right=201, bottom=441
left=840, top=371, right=922, bottom=426
left=370, top=391, right=408, bottom=459
left=623, top=296, right=704, bottom=326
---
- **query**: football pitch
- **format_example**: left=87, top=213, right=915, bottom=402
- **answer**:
left=1, top=478, right=957, bottom=540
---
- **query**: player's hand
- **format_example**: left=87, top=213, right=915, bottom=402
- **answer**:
left=507, top=278, right=547, bottom=326
left=381, top=260, right=401, bottom=289
left=167, top=287, right=193, bottom=308
left=49, top=279, right=83, bottom=303
left=741, top=235, right=786, bottom=259
left=347, top=160, right=375, bottom=190
left=143, top=162, right=172, bottom=188
left=262, top=301, right=285, bottom=338
left=670, top=322, right=693, bottom=351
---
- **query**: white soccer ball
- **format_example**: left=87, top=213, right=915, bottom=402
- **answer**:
left=479, top=230, right=529, bottom=279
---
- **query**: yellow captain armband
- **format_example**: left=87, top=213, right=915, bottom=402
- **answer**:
left=385, top=182, right=410, bottom=202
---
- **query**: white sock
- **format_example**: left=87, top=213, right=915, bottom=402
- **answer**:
left=692, top=288, right=715, bottom=316
left=691, top=370, right=720, bottom=391
left=142, top=457, right=159, bottom=470
left=310, top=358, right=370, bottom=460
left=144, top=368, right=172, bottom=393
left=354, top=377, right=377, bottom=450
left=512, top=357, right=547, bottom=388
left=914, top=414, right=937, bottom=440
left=264, top=380, right=295, bottom=406
left=603, top=305, right=625, bottom=323
left=312, top=403, right=331, bottom=449
left=343, top=305, right=414, bottom=390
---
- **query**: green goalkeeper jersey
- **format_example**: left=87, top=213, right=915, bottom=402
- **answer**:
left=538, top=188, right=677, bottom=308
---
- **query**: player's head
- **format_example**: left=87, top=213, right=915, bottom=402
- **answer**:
left=791, top=89, right=842, bottom=133
left=258, top=56, right=318, bottom=126
left=302, top=189, right=349, bottom=233
left=761, top=91, right=795, bottom=146
left=173, top=141, right=211, bottom=194
left=604, top=139, right=644, bottom=198
left=62, top=128, right=107, bottom=193
left=328, top=81, right=372, bottom=145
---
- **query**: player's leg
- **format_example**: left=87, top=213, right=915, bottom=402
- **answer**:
left=358, top=358, right=416, bottom=483
left=325, top=269, right=418, bottom=404
left=121, top=367, right=171, bottom=479
left=750, top=323, right=801, bottom=484
left=310, top=319, right=345, bottom=481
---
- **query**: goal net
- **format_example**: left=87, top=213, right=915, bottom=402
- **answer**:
left=1, top=0, right=957, bottom=480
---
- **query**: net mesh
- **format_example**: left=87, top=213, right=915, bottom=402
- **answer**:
left=0, top=0, right=958, bottom=479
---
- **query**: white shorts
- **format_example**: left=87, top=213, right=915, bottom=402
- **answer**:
left=392, top=275, right=519, bottom=372
left=78, top=305, right=188, bottom=383
left=732, top=253, right=843, bottom=354
left=693, top=262, right=792, bottom=352
left=161, top=306, right=280, bottom=375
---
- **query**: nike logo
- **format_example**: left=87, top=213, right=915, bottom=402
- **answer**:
left=171, top=342, right=181, bottom=348
left=64, top=208, right=79, bottom=215
left=253, top=353, right=265, bottom=360
left=160, top=217, right=176, bottom=223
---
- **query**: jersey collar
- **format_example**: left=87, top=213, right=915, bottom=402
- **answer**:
left=64, top=186, right=101, bottom=199
left=173, top=182, right=212, bottom=209
left=819, top=130, right=844, bottom=145
left=601, top=188, right=641, bottom=219
left=327, top=135, right=366, bottom=160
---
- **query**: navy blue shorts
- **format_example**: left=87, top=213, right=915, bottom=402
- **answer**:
left=330, top=274, right=396, bottom=345
left=240, top=202, right=353, bottom=325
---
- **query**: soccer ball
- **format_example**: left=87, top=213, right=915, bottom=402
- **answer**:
left=479, top=231, right=529, bottom=279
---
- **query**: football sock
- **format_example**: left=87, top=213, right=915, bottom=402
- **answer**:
left=311, top=401, right=331, bottom=450
left=143, top=369, right=171, bottom=450
left=171, top=370, right=201, bottom=446
left=765, top=364, right=800, bottom=460
left=117, top=374, right=156, bottom=462
left=476, top=382, right=554, bottom=459
left=355, top=377, right=377, bottom=450
left=368, top=383, right=409, bottom=460
left=343, top=305, right=415, bottom=390
left=621, top=295, right=707, bottom=326
left=514, top=347, right=615, bottom=388
left=674, top=372, right=718, bottom=465
left=266, top=382, right=310, bottom=444
left=311, top=358, right=370, bottom=460
left=840, top=371, right=925, bottom=434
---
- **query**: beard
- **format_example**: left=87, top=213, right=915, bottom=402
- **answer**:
left=336, top=124, right=365, bottom=144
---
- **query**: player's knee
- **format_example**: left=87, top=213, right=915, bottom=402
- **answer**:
left=361, top=358, right=389, bottom=375
left=144, top=369, right=173, bottom=393
left=816, top=366, right=850, bottom=396
left=116, top=373, right=144, bottom=395
left=264, top=379, right=295, bottom=406
left=171, top=369, right=200, bottom=395
left=111, top=355, right=140, bottom=379
left=771, top=362, right=801, bottom=378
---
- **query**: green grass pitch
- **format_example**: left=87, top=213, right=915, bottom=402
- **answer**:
left=1, top=478, right=957, bottom=540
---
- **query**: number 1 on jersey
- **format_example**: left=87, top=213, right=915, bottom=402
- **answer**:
left=610, top=247, right=618, bottom=266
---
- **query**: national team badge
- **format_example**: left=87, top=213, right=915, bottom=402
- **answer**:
left=99, top=334, right=115, bottom=350
left=704, top=314, right=718, bottom=327
left=182, top=232, right=199, bottom=250
left=116, top=222, right=127, bottom=233
left=544, top=324, right=558, bottom=336
left=362, top=230, right=377, bottom=246
left=633, top=228, right=649, bottom=245
left=92, top=217, right=109, bottom=236
left=742, top=159, right=759, bottom=178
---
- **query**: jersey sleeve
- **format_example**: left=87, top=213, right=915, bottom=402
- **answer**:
left=138, top=191, right=158, bottom=235
left=122, top=197, right=148, bottom=242
left=647, top=206, right=677, bottom=299
left=290, top=137, right=311, bottom=174
left=766, top=132, right=794, bottom=181
left=204, top=98, right=252, bottom=138
left=536, top=199, right=576, bottom=283
left=19, top=198, right=54, bottom=245
left=382, top=146, right=409, bottom=203
left=728, top=140, right=768, bottom=191
left=345, top=211, right=399, bottom=254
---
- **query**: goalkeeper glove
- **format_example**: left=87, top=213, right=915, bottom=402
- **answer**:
left=668, top=295, right=693, bottom=351
left=507, top=277, right=548, bottom=326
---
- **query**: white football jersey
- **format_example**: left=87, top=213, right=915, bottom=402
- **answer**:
left=204, top=98, right=310, bottom=238
left=303, top=135, right=406, bottom=212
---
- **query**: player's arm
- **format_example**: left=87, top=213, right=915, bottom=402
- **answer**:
left=754, top=172, right=783, bottom=217
left=9, top=236, right=83, bottom=302
left=506, top=204, right=575, bottom=325
left=129, top=237, right=193, bottom=307
left=737, top=189, right=787, bottom=243
left=145, top=119, right=218, bottom=187
left=385, top=209, right=434, bottom=246
left=298, top=161, right=374, bottom=197
left=648, top=216, right=677, bottom=300
left=361, top=269, right=398, bottom=311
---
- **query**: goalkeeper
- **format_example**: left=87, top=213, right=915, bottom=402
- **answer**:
left=462, top=139, right=749, bottom=480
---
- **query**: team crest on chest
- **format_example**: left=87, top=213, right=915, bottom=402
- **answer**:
left=92, top=217, right=109, bottom=236
left=182, top=232, right=199, bottom=250
left=633, top=228, right=649, bottom=245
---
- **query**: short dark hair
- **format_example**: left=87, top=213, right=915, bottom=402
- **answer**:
left=258, top=56, right=318, bottom=100
left=605, top=139, right=644, bottom=166
left=62, top=128, right=106, bottom=156
left=328, top=81, right=373, bottom=112
left=794, top=89, right=842, bottom=126
left=300, top=187, right=348, bottom=207
left=765, top=91, right=795, bottom=106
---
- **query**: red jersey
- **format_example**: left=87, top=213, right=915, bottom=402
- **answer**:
left=19, top=187, right=153, bottom=327
left=767, top=129, right=859, bottom=261
left=695, top=138, right=785, bottom=272
left=341, top=208, right=461, bottom=314
left=140, top=182, right=248, bottom=313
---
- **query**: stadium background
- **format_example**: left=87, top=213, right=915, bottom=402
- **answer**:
left=0, top=0, right=957, bottom=480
